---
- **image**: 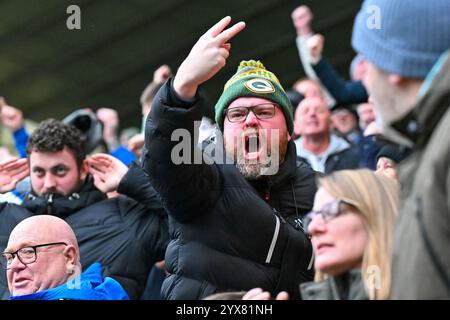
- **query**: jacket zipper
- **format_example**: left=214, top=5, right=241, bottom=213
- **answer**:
left=47, top=194, right=54, bottom=214
left=265, top=214, right=280, bottom=264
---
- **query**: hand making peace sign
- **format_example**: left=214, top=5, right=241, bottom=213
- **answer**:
left=173, top=16, right=246, bottom=99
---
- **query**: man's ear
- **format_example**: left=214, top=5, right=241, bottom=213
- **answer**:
left=80, top=159, right=89, bottom=181
left=63, top=245, right=79, bottom=275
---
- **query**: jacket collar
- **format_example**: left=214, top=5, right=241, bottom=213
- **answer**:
left=300, top=269, right=368, bottom=300
left=22, top=176, right=106, bottom=217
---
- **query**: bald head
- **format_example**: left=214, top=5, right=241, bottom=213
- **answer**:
left=8, top=215, right=78, bottom=251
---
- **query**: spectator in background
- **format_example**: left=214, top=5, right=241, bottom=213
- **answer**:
left=330, top=105, right=362, bottom=147
left=375, top=144, right=411, bottom=181
left=0, top=99, right=34, bottom=203
left=95, top=107, right=136, bottom=166
left=244, top=169, right=399, bottom=300
left=0, top=97, right=30, bottom=159
left=356, top=102, right=376, bottom=131
left=62, top=108, right=137, bottom=166
left=294, top=97, right=360, bottom=173
left=352, top=0, right=450, bottom=299
left=2, top=215, right=128, bottom=300
left=291, top=5, right=336, bottom=107
left=119, top=127, right=140, bottom=148
left=292, top=77, right=324, bottom=100
left=291, top=5, right=369, bottom=106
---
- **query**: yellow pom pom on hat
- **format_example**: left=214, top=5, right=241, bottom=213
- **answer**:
left=215, top=60, right=294, bottom=134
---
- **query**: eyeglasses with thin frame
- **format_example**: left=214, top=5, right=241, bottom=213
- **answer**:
left=302, top=199, right=354, bottom=234
left=0, top=242, right=68, bottom=270
left=225, top=103, right=277, bottom=123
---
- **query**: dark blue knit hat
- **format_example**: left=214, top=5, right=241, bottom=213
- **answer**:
left=352, top=0, right=450, bottom=78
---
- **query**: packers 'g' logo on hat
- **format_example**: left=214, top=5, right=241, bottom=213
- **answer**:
left=244, top=79, right=275, bottom=94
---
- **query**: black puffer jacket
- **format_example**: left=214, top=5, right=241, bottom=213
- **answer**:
left=0, top=163, right=169, bottom=300
left=143, top=79, right=317, bottom=300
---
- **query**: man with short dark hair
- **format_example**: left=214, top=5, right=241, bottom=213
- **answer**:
left=0, top=119, right=169, bottom=300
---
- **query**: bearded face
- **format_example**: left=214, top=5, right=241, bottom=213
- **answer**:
left=222, top=97, right=291, bottom=180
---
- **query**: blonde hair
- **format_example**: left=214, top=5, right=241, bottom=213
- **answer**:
left=314, top=169, right=399, bottom=300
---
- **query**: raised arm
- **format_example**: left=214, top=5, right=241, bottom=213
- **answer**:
left=142, top=17, right=245, bottom=223
left=173, top=16, right=245, bottom=99
left=311, top=56, right=369, bottom=105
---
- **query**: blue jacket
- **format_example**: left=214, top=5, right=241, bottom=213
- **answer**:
left=10, top=263, right=129, bottom=300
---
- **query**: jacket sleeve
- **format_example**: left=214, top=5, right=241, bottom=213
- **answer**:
left=13, top=126, right=29, bottom=158
left=141, top=78, right=222, bottom=223
left=295, top=36, right=336, bottom=107
left=117, top=161, right=169, bottom=261
left=312, top=58, right=368, bottom=105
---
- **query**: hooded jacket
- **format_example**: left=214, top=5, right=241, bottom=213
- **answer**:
left=0, top=163, right=169, bottom=300
left=10, top=263, right=129, bottom=300
left=143, top=79, right=317, bottom=300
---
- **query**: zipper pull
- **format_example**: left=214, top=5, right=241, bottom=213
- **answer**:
left=47, top=193, right=54, bottom=214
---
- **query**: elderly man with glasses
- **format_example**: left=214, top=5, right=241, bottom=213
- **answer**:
left=1, top=215, right=128, bottom=300
left=142, top=17, right=317, bottom=300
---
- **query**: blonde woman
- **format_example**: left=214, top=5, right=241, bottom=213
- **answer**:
left=244, top=169, right=399, bottom=300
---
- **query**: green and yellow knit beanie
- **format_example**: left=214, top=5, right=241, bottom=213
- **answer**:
left=215, top=60, right=294, bottom=134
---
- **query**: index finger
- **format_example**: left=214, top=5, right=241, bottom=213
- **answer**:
left=215, top=21, right=246, bottom=45
left=207, top=16, right=232, bottom=37
left=89, top=153, right=114, bottom=161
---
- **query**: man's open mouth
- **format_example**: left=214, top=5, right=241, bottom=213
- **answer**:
left=244, top=132, right=262, bottom=161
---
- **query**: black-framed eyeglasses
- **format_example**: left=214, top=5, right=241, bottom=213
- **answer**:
left=302, top=199, right=354, bottom=233
left=225, top=103, right=277, bottom=123
left=0, top=242, right=67, bottom=270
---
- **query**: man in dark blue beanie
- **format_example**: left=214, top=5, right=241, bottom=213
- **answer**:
left=352, top=0, right=450, bottom=299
